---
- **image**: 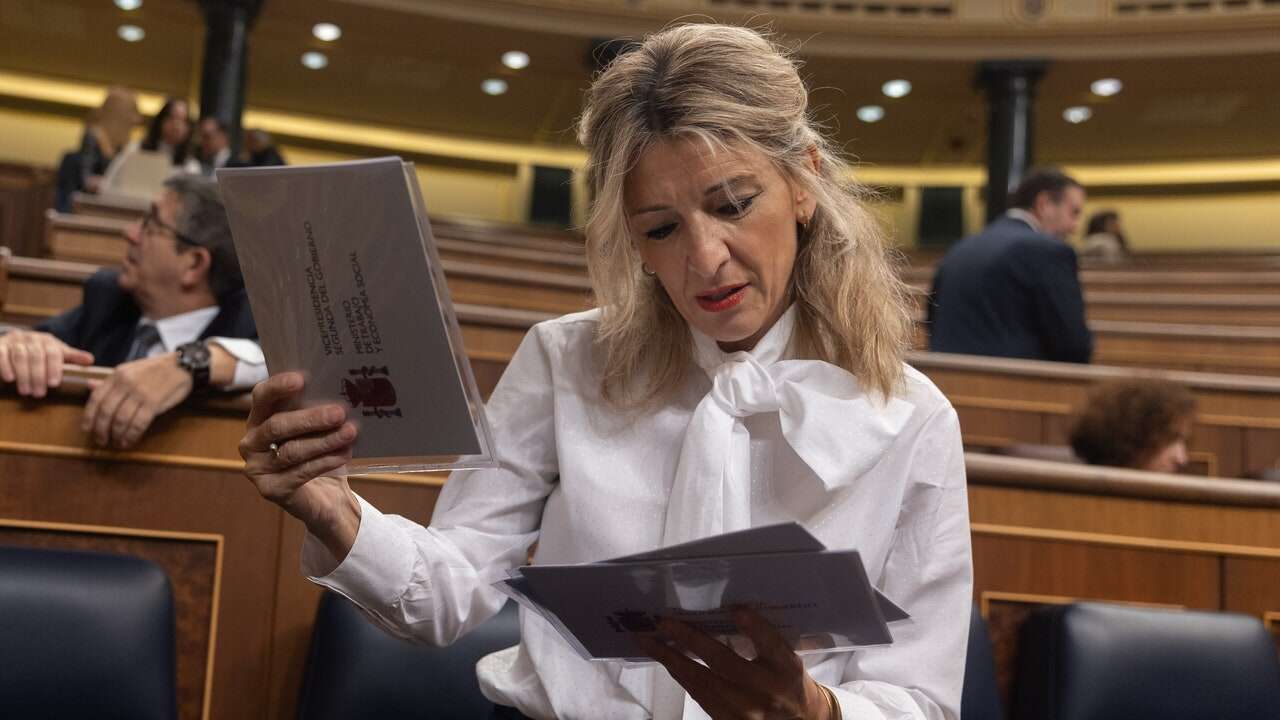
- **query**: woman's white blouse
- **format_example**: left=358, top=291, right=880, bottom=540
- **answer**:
left=303, top=308, right=973, bottom=720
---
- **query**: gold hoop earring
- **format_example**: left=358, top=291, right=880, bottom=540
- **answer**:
left=641, top=263, right=657, bottom=277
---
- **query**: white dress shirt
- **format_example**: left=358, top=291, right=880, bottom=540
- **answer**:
left=134, top=306, right=267, bottom=390
left=303, top=308, right=972, bottom=720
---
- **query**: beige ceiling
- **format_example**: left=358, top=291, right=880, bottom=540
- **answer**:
left=0, top=0, right=1277, bottom=165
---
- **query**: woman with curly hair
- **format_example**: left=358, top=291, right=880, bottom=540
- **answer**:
left=1070, top=379, right=1196, bottom=473
left=239, top=24, right=971, bottom=720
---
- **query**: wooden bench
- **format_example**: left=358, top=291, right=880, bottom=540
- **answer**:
left=43, top=210, right=130, bottom=265
left=911, top=351, right=1280, bottom=479
left=39, top=215, right=595, bottom=314
left=3, top=381, right=1275, bottom=720
left=912, top=319, right=1280, bottom=377
left=8, top=249, right=1278, bottom=477
left=1085, top=292, right=1280, bottom=327
left=68, top=190, right=149, bottom=222
left=967, top=452, right=1280, bottom=710
left=1084, top=249, right=1280, bottom=270
left=435, top=236, right=587, bottom=275
left=1090, top=320, right=1280, bottom=376
left=0, top=254, right=97, bottom=325
left=905, top=265, right=1280, bottom=298
left=70, top=191, right=587, bottom=256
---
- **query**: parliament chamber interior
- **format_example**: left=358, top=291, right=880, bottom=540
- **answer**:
left=1, top=0, right=1279, bottom=718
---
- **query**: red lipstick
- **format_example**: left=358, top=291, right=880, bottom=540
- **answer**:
left=696, top=284, right=747, bottom=312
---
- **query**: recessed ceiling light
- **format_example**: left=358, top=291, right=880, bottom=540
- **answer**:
left=301, top=51, right=329, bottom=70
left=856, top=105, right=885, bottom=123
left=1090, top=78, right=1123, bottom=97
left=114, top=0, right=143, bottom=10
left=117, top=24, right=145, bottom=42
left=1063, top=106, right=1093, bottom=124
left=502, top=51, right=530, bottom=70
left=312, top=23, right=342, bottom=42
left=482, top=78, right=509, bottom=96
left=881, top=79, right=912, bottom=99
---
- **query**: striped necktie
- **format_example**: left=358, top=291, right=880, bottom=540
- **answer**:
left=126, top=323, right=162, bottom=361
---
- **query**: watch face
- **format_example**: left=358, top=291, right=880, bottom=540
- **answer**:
left=180, top=342, right=211, bottom=367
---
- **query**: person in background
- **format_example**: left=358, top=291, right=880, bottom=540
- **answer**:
left=0, top=175, right=264, bottom=450
left=140, top=97, right=198, bottom=171
left=239, top=23, right=971, bottom=720
left=77, top=86, right=141, bottom=194
left=104, top=96, right=202, bottom=179
left=1069, top=379, right=1195, bottom=473
left=235, top=128, right=287, bottom=167
left=1080, top=210, right=1129, bottom=263
left=927, top=167, right=1092, bottom=363
left=197, top=116, right=232, bottom=174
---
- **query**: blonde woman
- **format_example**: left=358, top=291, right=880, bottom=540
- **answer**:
left=78, top=86, right=140, bottom=193
left=241, top=24, right=971, bottom=720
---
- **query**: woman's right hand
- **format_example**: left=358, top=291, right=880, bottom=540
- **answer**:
left=240, top=372, right=362, bottom=562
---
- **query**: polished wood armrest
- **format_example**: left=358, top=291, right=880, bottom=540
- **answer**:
left=965, top=452, right=1280, bottom=508
left=22, top=365, right=253, bottom=413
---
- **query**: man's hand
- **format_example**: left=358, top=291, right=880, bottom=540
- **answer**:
left=635, top=607, right=837, bottom=720
left=0, top=330, right=95, bottom=398
left=82, top=352, right=193, bottom=448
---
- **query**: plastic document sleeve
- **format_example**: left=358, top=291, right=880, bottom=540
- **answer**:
left=217, top=157, right=496, bottom=473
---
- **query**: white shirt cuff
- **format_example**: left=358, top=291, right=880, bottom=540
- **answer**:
left=301, top=494, right=419, bottom=613
left=830, top=684, right=897, bottom=720
left=206, top=337, right=267, bottom=390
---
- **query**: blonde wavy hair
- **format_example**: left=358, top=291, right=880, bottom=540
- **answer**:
left=577, top=24, right=915, bottom=407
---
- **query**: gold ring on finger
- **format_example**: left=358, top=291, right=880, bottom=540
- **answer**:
left=269, top=442, right=281, bottom=459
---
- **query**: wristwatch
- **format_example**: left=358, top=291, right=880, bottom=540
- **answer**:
left=176, top=340, right=212, bottom=392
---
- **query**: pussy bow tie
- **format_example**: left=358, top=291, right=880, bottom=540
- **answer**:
left=619, top=307, right=915, bottom=720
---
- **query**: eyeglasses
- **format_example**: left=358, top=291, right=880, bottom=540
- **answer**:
left=141, top=205, right=199, bottom=247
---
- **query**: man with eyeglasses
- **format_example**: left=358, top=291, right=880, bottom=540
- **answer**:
left=0, top=174, right=263, bottom=449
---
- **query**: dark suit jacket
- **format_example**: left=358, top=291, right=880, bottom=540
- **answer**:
left=927, top=216, right=1093, bottom=363
left=35, top=269, right=258, bottom=368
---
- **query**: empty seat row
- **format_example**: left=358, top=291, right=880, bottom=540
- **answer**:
left=3, top=545, right=1279, bottom=719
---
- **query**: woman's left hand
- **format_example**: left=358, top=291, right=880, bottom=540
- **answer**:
left=636, top=607, right=836, bottom=720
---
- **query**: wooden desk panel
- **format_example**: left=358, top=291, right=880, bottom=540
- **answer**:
left=0, top=520, right=221, bottom=720
left=70, top=191, right=149, bottom=222
left=0, top=394, right=274, bottom=720
left=1092, top=321, right=1280, bottom=376
left=971, top=523, right=1280, bottom=712
left=1086, top=292, right=1280, bottom=327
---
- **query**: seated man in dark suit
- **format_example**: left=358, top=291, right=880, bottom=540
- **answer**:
left=927, top=167, right=1092, bottom=363
left=0, top=174, right=263, bottom=448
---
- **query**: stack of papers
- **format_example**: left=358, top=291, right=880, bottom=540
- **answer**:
left=496, top=523, right=908, bottom=662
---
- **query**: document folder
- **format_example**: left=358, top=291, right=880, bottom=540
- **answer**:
left=218, top=157, right=496, bottom=472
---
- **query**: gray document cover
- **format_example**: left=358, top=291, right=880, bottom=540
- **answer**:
left=216, top=157, right=495, bottom=472
left=496, top=523, right=907, bottom=662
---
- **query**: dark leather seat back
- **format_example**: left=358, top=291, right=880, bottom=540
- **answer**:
left=0, top=544, right=177, bottom=720
left=298, top=592, right=521, bottom=720
left=1013, top=601, right=1280, bottom=720
left=963, top=603, right=1005, bottom=720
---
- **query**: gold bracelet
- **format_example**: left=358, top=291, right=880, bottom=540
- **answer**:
left=821, top=684, right=843, bottom=720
